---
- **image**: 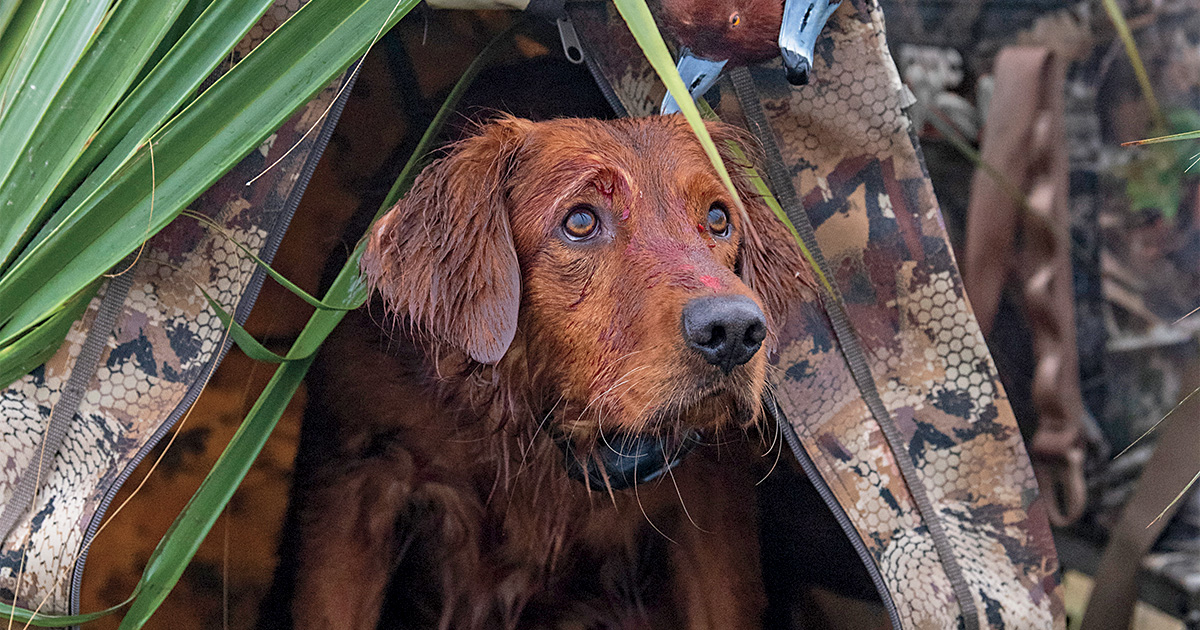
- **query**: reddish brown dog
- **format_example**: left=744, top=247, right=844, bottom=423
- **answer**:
left=263, top=115, right=815, bottom=630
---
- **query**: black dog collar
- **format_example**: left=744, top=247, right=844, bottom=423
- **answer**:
left=556, top=429, right=701, bottom=491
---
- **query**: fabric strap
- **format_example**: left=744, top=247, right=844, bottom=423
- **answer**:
left=1079, top=394, right=1200, bottom=630
left=728, top=65, right=982, bottom=630
left=0, top=263, right=137, bottom=541
left=961, top=47, right=1086, bottom=527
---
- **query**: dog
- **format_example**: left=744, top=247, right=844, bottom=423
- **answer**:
left=261, top=114, right=816, bottom=630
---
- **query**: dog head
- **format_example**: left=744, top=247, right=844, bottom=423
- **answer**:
left=363, top=115, right=814, bottom=446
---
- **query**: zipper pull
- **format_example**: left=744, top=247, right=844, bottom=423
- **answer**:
left=557, top=16, right=584, bottom=64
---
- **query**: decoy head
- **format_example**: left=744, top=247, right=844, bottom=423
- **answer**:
left=657, top=0, right=781, bottom=114
left=657, top=0, right=784, bottom=66
left=656, top=0, right=842, bottom=113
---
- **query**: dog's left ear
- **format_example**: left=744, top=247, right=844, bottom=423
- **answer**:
left=706, top=122, right=817, bottom=338
left=362, top=117, right=531, bottom=364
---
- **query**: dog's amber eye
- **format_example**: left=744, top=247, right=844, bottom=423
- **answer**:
left=563, top=205, right=599, bottom=240
left=707, top=204, right=731, bottom=237
left=729, top=12, right=741, bottom=27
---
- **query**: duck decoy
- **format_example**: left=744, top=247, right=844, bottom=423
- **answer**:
left=658, top=0, right=841, bottom=113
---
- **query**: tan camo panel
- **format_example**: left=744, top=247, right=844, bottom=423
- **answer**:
left=759, top=4, right=1062, bottom=627
left=0, top=0, right=333, bottom=612
left=569, top=0, right=1065, bottom=627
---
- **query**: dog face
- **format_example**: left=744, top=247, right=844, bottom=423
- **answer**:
left=363, top=115, right=813, bottom=442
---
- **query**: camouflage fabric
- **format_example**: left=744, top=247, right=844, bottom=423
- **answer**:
left=569, top=1, right=1066, bottom=628
left=0, top=0, right=341, bottom=614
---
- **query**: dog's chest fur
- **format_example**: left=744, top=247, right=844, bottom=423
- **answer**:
left=298, top=310, right=714, bottom=628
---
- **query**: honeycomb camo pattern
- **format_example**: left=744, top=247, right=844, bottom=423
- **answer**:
left=0, top=0, right=338, bottom=613
left=569, top=0, right=1066, bottom=627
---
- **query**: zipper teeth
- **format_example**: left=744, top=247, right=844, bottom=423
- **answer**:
left=67, top=61, right=363, bottom=622
left=770, top=396, right=903, bottom=629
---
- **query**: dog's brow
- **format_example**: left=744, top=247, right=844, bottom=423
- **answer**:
left=546, top=172, right=599, bottom=210
left=604, top=166, right=636, bottom=220
left=546, top=165, right=636, bottom=217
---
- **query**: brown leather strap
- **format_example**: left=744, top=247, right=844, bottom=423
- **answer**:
left=1080, top=393, right=1200, bottom=630
left=963, top=46, right=1086, bottom=526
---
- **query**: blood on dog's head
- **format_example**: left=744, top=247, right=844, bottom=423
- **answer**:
left=362, top=115, right=814, bottom=444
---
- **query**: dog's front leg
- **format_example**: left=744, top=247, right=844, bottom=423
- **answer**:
left=289, top=453, right=414, bottom=630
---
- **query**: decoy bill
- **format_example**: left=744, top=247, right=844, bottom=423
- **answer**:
left=778, top=0, right=841, bottom=85
left=661, top=50, right=728, bottom=115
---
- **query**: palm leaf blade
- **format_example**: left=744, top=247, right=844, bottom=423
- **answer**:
left=0, top=0, right=190, bottom=271
left=0, top=0, right=417, bottom=346
left=0, top=0, right=108, bottom=207
left=0, top=283, right=93, bottom=389
left=41, top=0, right=275, bottom=219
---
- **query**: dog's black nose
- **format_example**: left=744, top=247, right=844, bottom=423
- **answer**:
left=682, top=295, right=767, bottom=373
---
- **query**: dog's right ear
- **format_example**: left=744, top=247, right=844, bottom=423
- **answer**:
left=362, top=118, right=531, bottom=365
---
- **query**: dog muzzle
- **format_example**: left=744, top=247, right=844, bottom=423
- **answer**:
left=557, top=430, right=702, bottom=491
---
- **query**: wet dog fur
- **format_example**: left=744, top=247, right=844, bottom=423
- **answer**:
left=261, top=114, right=816, bottom=630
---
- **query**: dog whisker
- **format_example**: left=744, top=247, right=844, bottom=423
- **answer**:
left=505, top=394, right=567, bottom=501
left=663, top=442, right=714, bottom=534
left=592, top=375, right=655, bottom=458
left=520, top=394, right=566, bottom=465
left=756, top=422, right=786, bottom=486
left=579, top=364, right=654, bottom=424
left=632, top=461, right=679, bottom=546
left=757, top=397, right=776, bottom=453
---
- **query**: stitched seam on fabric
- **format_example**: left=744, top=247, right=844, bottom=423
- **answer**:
left=0, top=264, right=138, bottom=544
left=729, top=65, right=981, bottom=630
left=766, top=392, right=903, bottom=628
left=65, top=62, right=365, bottom=619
